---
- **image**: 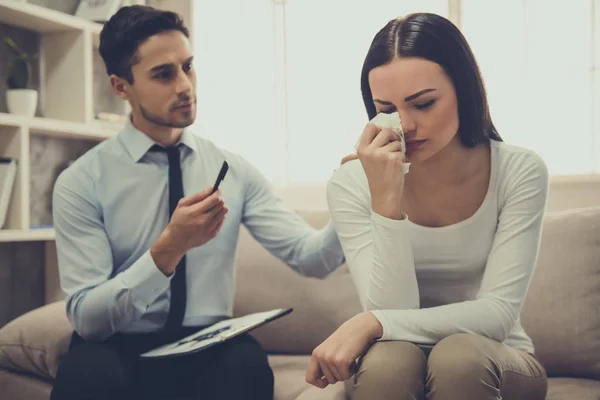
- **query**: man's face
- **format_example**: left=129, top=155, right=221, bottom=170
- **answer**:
left=115, top=30, right=197, bottom=129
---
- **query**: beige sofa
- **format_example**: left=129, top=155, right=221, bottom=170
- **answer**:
left=2, top=207, right=600, bottom=399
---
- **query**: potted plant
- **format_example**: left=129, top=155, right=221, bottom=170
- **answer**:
left=3, top=35, right=38, bottom=117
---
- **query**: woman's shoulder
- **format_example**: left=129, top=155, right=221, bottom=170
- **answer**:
left=326, top=159, right=370, bottom=204
left=492, top=140, right=548, bottom=178
left=491, top=140, right=549, bottom=200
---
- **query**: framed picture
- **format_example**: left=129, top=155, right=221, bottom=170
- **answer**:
left=75, top=0, right=133, bottom=23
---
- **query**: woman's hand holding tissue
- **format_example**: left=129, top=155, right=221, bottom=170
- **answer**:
left=356, top=123, right=406, bottom=220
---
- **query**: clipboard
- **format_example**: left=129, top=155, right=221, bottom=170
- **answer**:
left=140, top=308, right=293, bottom=359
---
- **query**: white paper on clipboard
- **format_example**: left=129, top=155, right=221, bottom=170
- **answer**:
left=140, top=308, right=293, bottom=359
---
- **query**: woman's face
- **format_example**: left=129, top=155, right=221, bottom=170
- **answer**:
left=368, top=57, right=460, bottom=163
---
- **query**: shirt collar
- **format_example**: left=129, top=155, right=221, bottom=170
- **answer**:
left=119, top=116, right=199, bottom=162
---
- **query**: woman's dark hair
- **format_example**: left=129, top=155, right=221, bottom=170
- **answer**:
left=99, top=5, right=189, bottom=84
left=361, top=13, right=502, bottom=146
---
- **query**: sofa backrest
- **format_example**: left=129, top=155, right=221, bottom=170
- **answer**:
left=233, top=211, right=361, bottom=354
left=520, top=207, right=600, bottom=379
left=3, top=207, right=600, bottom=382
left=234, top=207, right=600, bottom=380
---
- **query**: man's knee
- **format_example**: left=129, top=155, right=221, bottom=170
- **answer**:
left=427, top=333, right=499, bottom=387
left=217, top=335, right=274, bottom=387
left=51, top=343, right=134, bottom=400
left=349, top=341, right=427, bottom=399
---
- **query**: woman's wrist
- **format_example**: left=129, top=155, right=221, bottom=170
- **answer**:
left=371, top=199, right=405, bottom=220
left=359, top=312, right=384, bottom=340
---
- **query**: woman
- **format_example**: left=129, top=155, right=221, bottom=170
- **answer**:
left=305, top=12, right=548, bottom=400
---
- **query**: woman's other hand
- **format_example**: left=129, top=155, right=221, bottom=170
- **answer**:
left=305, top=312, right=383, bottom=388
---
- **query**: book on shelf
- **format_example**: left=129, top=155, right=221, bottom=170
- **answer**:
left=0, top=158, right=17, bottom=229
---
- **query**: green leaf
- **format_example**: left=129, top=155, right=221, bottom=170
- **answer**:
left=2, top=36, right=24, bottom=57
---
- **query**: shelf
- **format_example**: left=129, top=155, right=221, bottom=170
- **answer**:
left=90, top=23, right=103, bottom=48
left=0, top=228, right=55, bottom=242
left=0, top=1, right=101, bottom=34
left=0, top=113, right=121, bottom=140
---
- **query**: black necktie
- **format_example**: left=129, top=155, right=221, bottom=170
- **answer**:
left=150, top=144, right=187, bottom=330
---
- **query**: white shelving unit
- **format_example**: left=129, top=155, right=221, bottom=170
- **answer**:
left=0, top=0, right=192, bottom=245
left=0, top=227, right=55, bottom=242
left=0, top=112, right=120, bottom=140
left=0, top=0, right=122, bottom=242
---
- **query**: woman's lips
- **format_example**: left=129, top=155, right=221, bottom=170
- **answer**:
left=405, top=139, right=427, bottom=152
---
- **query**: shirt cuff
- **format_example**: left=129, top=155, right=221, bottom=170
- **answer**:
left=120, top=250, right=171, bottom=308
left=370, top=210, right=409, bottom=229
left=313, top=221, right=346, bottom=276
left=322, top=221, right=344, bottom=255
left=370, top=309, right=395, bottom=341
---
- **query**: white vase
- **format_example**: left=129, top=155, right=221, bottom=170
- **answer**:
left=6, top=89, right=38, bottom=117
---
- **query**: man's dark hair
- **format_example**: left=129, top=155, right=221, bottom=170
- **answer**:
left=361, top=13, right=502, bottom=147
left=99, top=5, right=189, bottom=83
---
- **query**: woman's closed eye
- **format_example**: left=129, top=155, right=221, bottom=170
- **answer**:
left=414, top=99, right=436, bottom=110
left=378, top=99, right=436, bottom=114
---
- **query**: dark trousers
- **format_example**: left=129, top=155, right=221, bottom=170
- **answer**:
left=50, top=327, right=274, bottom=400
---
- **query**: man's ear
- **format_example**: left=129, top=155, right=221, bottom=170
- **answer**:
left=110, top=75, right=130, bottom=100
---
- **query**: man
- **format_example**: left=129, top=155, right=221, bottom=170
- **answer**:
left=50, top=5, right=346, bottom=400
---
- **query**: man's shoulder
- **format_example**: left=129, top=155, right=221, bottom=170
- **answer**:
left=190, top=133, right=249, bottom=167
left=189, top=134, right=262, bottom=187
left=54, top=136, right=120, bottom=195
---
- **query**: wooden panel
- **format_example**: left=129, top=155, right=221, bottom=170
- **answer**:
left=0, top=241, right=45, bottom=327
left=44, top=241, right=62, bottom=304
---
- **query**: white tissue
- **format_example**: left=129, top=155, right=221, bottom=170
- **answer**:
left=354, top=112, right=410, bottom=174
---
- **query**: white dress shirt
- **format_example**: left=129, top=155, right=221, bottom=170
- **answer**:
left=53, top=119, right=345, bottom=341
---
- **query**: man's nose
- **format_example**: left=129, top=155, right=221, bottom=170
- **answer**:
left=176, top=70, right=193, bottom=94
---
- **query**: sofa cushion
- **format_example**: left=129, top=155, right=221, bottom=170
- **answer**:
left=546, top=377, right=600, bottom=400
left=521, top=207, right=600, bottom=380
left=0, top=369, right=52, bottom=400
left=0, top=301, right=72, bottom=380
left=233, top=210, right=362, bottom=355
